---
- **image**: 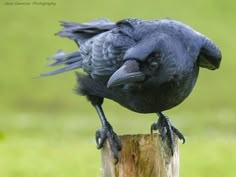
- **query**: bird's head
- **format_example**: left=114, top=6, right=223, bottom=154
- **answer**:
left=106, top=51, right=162, bottom=88
left=107, top=34, right=172, bottom=88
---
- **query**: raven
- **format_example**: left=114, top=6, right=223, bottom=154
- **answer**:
left=41, top=18, right=222, bottom=162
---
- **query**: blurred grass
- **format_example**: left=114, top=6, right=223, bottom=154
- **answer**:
left=0, top=0, right=235, bottom=176
left=0, top=111, right=235, bottom=177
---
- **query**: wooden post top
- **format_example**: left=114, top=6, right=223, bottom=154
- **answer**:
left=101, top=134, right=179, bottom=177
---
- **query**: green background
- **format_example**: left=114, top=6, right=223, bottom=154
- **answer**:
left=1, top=0, right=235, bottom=176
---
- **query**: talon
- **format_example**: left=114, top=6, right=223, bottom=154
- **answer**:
left=95, top=129, right=106, bottom=149
left=150, top=122, right=159, bottom=134
left=113, top=133, right=122, bottom=151
left=151, top=112, right=185, bottom=155
left=171, top=125, right=186, bottom=144
left=95, top=125, right=122, bottom=162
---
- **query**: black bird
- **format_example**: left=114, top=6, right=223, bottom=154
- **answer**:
left=41, top=18, right=221, bottom=162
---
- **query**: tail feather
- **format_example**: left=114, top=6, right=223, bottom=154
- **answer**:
left=56, top=18, right=116, bottom=45
left=48, top=50, right=65, bottom=60
left=41, top=60, right=82, bottom=77
left=48, top=56, right=81, bottom=67
left=41, top=18, right=116, bottom=77
left=59, top=18, right=115, bottom=31
left=40, top=50, right=83, bottom=77
left=48, top=50, right=80, bottom=66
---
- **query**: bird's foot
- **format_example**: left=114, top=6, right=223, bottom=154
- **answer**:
left=151, top=113, right=185, bottom=155
left=96, top=122, right=122, bottom=163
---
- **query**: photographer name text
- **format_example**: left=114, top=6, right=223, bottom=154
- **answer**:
left=4, top=1, right=56, bottom=6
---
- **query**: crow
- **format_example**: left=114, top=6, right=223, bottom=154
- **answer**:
left=41, top=18, right=222, bottom=162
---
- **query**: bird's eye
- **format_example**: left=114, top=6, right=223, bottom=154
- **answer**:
left=150, top=61, right=159, bottom=70
left=147, top=51, right=160, bottom=70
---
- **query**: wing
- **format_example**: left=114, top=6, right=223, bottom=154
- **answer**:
left=41, top=18, right=137, bottom=78
left=80, top=30, right=136, bottom=79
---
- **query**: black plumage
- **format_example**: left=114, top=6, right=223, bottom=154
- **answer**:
left=42, top=18, right=221, bottom=161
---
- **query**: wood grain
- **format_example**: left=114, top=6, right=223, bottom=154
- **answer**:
left=101, top=134, right=179, bottom=177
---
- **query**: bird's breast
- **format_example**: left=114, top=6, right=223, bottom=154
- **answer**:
left=115, top=66, right=199, bottom=113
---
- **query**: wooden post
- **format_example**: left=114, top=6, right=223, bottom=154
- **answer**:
left=101, top=134, right=179, bottom=177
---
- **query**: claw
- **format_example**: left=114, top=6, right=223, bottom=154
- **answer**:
left=113, top=133, right=122, bottom=151
left=171, top=126, right=186, bottom=144
left=150, top=122, right=159, bottom=134
left=95, top=126, right=121, bottom=163
left=165, top=122, right=174, bottom=155
left=151, top=112, right=185, bottom=155
left=96, top=129, right=106, bottom=149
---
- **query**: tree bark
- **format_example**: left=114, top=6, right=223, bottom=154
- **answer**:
left=101, top=134, right=179, bottom=177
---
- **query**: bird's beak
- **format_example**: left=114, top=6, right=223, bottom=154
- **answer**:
left=107, top=60, right=145, bottom=88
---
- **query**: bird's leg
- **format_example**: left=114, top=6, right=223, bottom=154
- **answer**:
left=150, top=112, right=185, bottom=155
left=86, top=95, right=122, bottom=163
left=94, top=104, right=122, bottom=163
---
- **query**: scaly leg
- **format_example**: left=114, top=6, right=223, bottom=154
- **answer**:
left=76, top=74, right=122, bottom=162
left=95, top=104, right=122, bottom=163
left=86, top=95, right=122, bottom=163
